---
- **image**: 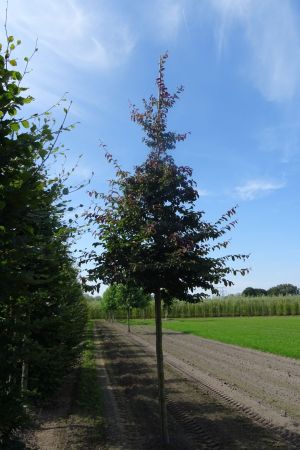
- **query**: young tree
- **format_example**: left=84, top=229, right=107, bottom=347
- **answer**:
left=115, top=284, right=151, bottom=332
left=85, top=53, right=248, bottom=447
left=102, top=284, right=120, bottom=321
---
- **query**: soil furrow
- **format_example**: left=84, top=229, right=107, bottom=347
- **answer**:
left=98, top=321, right=297, bottom=449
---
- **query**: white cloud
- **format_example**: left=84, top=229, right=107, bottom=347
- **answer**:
left=209, top=0, right=252, bottom=55
left=156, top=1, right=183, bottom=39
left=235, top=179, right=285, bottom=201
left=150, top=0, right=192, bottom=40
left=5, top=0, right=135, bottom=70
left=0, top=0, right=136, bottom=114
left=198, top=188, right=209, bottom=197
left=209, top=0, right=300, bottom=102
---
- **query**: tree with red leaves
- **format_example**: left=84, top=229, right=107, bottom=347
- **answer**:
left=85, top=53, right=248, bottom=447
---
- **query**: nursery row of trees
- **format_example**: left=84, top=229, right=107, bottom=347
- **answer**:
left=101, top=284, right=151, bottom=331
left=0, top=36, right=87, bottom=443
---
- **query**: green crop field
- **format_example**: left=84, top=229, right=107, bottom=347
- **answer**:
left=128, top=316, right=300, bottom=359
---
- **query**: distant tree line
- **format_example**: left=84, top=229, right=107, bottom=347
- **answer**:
left=0, top=35, right=87, bottom=443
left=242, top=284, right=299, bottom=297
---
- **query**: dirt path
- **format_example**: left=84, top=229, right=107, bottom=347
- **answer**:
left=96, top=321, right=300, bottom=449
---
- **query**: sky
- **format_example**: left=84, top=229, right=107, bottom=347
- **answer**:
left=2, top=0, right=300, bottom=295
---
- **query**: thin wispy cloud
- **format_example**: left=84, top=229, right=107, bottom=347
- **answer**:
left=158, top=1, right=182, bottom=39
left=210, top=0, right=252, bottom=56
left=235, top=179, right=285, bottom=201
left=150, top=0, right=191, bottom=40
left=5, top=0, right=135, bottom=70
left=0, top=0, right=136, bottom=115
left=198, top=188, right=210, bottom=197
left=258, top=124, right=300, bottom=163
left=209, top=0, right=300, bottom=102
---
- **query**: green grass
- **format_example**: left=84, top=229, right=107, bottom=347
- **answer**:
left=73, top=320, right=105, bottom=437
left=129, top=316, right=300, bottom=359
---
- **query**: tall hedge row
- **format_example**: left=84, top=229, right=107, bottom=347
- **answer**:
left=0, top=35, right=87, bottom=442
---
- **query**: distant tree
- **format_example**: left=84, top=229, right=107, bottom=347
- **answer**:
left=102, top=285, right=119, bottom=321
left=85, top=53, right=248, bottom=447
left=268, top=284, right=299, bottom=296
left=255, top=288, right=267, bottom=296
left=242, top=287, right=267, bottom=297
left=242, top=287, right=255, bottom=297
left=115, top=284, right=151, bottom=332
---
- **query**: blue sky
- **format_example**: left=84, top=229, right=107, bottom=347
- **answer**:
left=3, top=0, right=300, bottom=294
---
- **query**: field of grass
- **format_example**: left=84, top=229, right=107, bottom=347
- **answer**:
left=128, top=316, right=300, bottom=359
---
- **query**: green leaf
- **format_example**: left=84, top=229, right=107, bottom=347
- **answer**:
left=0, top=111, right=3, bottom=118
left=24, top=56, right=29, bottom=62
left=63, top=188, right=69, bottom=195
left=38, top=149, right=48, bottom=158
left=12, top=71, right=22, bottom=81
left=23, top=96, right=34, bottom=104
left=10, top=122, right=20, bottom=132
left=9, top=59, right=17, bottom=66
left=8, top=35, right=14, bottom=43
left=16, top=39, right=21, bottom=45
left=21, top=119, right=30, bottom=128
left=0, top=201, right=6, bottom=210
left=8, top=108, right=17, bottom=117
left=10, top=44, right=15, bottom=50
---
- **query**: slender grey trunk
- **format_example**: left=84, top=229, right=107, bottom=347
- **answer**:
left=21, top=359, right=28, bottom=392
left=127, top=307, right=131, bottom=333
left=21, top=314, right=29, bottom=396
left=154, top=290, right=169, bottom=447
left=164, top=305, right=168, bottom=320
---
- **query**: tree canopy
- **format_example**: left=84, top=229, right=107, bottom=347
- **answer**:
left=268, top=284, right=299, bottom=296
left=85, top=53, right=249, bottom=302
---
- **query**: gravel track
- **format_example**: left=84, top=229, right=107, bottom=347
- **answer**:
left=97, top=321, right=299, bottom=449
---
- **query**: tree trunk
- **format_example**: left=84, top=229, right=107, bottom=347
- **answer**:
left=21, top=360, right=28, bottom=392
left=127, top=307, right=131, bottom=333
left=154, top=290, right=169, bottom=447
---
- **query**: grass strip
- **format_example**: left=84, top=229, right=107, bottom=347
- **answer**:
left=73, top=320, right=105, bottom=440
left=127, top=316, right=300, bottom=359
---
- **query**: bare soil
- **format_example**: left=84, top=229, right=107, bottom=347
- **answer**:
left=130, top=322, right=300, bottom=435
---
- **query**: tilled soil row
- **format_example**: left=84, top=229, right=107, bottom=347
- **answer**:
left=124, top=325, right=300, bottom=449
left=96, top=322, right=197, bottom=449
left=97, top=321, right=296, bottom=449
